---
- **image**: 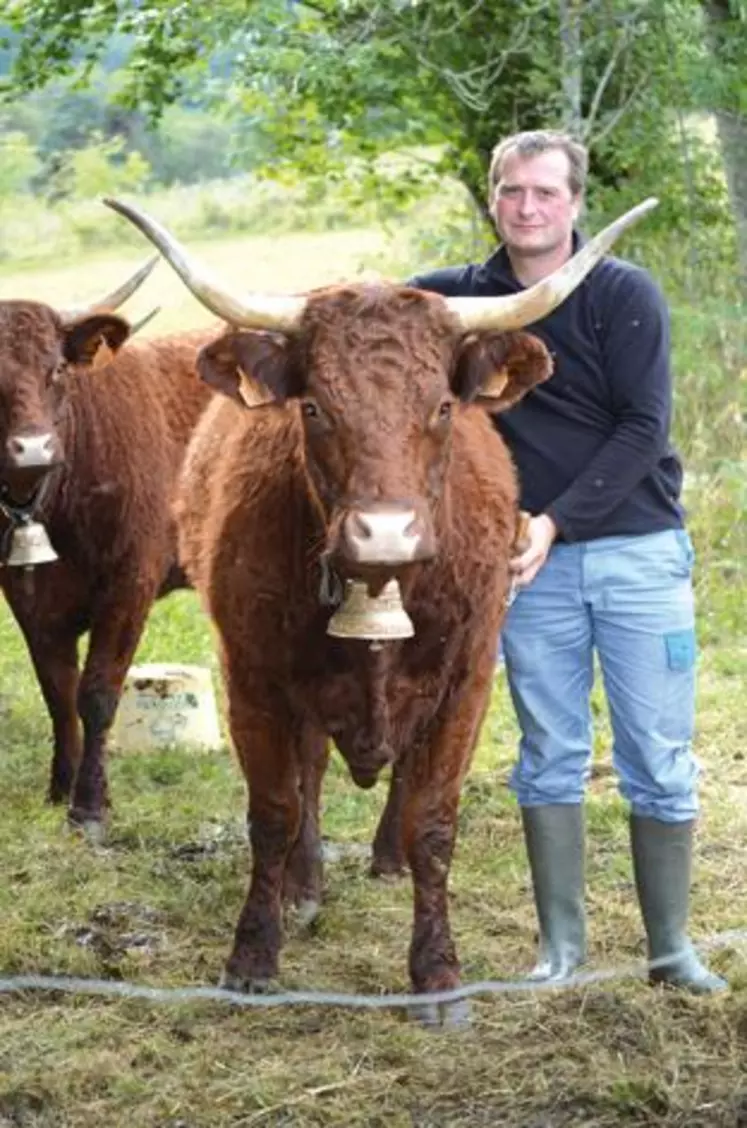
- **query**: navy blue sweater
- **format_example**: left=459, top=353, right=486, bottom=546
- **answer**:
left=410, top=237, right=686, bottom=542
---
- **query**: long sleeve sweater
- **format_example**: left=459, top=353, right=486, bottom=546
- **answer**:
left=409, top=235, right=685, bottom=542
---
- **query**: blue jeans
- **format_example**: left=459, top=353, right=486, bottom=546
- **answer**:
left=502, top=529, right=699, bottom=822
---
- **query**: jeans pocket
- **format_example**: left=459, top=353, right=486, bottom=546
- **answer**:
left=665, top=628, right=696, bottom=672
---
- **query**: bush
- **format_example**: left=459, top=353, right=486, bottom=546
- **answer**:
left=0, top=132, right=41, bottom=198
left=51, top=133, right=151, bottom=201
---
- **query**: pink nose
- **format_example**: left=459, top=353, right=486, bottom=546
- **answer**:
left=341, top=505, right=433, bottom=566
left=5, top=433, right=60, bottom=471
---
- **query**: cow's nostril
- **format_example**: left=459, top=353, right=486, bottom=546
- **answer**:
left=351, top=512, right=374, bottom=540
left=8, top=438, right=26, bottom=457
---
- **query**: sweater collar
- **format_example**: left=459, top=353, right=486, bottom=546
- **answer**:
left=484, top=229, right=587, bottom=289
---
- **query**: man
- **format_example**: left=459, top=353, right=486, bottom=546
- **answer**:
left=409, top=129, right=726, bottom=993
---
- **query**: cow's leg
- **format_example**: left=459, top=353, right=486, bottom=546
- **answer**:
left=403, top=780, right=465, bottom=1027
left=68, top=586, right=154, bottom=835
left=371, top=759, right=408, bottom=878
left=402, top=672, right=492, bottom=1028
left=222, top=692, right=301, bottom=991
left=15, top=621, right=82, bottom=803
left=283, top=725, right=328, bottom=926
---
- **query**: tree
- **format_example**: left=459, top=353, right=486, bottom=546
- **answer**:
left=1, top=0, right=742, bottom=251
left=699, top=0, right=747, bottom=282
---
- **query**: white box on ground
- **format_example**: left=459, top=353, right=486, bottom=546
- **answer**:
left=112, top=663, right=222, bottom=752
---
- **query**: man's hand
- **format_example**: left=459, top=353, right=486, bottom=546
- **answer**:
left=510, top=513, right=557, bottom=588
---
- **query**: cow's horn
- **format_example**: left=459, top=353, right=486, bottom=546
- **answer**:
left=103, top=197, right=307, bottom=333
left=444, top=198, right=659, bottom=332
left=129, top=306, right=161, bottom=336
left=59, top=256, right=159, bottom=322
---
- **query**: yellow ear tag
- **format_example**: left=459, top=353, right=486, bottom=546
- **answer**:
left=236, top=365, right=273, bottom=408
left=90, top=336, right=117, bottom=370
left=482, top=367, right=509, bottom=399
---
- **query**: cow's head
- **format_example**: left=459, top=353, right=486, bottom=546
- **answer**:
left=103, top=196, right=658, bottom=585
left=194, top=290, right=551, bottom=580
left=0, top=259, right=156, bottom=509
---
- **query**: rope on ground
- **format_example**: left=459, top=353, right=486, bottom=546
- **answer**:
left=0, top=928, right=744, bottom=1010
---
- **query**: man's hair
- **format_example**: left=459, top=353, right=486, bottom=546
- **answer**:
left=488, top=130, right=589, bottom=203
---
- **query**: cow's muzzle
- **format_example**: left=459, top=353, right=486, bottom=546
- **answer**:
left=339, top=502, right=435, bottom=569
left=2, top=431, right=63, bottom=505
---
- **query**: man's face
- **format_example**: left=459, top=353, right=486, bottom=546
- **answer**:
left=492, top=148, right=581, bottom=259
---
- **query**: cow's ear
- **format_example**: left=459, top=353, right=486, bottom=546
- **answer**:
left=63, top=314, right=131, bottom=369
left=452, top=330, right=553, bottom=412
left=197, top=330, right=299, bottom=409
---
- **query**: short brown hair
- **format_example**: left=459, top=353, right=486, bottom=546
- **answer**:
left=488, top=130, right=588, bottom=204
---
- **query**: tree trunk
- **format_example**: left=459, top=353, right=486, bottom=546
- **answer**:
left=712, top=108, right=747, bottom=288
left=702, top=0, right=747, bottom=288
left=558, top=0, right=583, bottom=136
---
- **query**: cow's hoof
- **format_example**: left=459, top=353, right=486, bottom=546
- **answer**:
left=219, top=969, right=273, bottom=995
left=408, top=997, right=471, bottom=1030
left=289, top=898, right=321, bottom=930
left=370, top=858, right=407, bottom=881
left=67, top=813, right=107, bottom=846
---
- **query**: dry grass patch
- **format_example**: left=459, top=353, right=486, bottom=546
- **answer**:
left=0, top=226, right=395, bottom=337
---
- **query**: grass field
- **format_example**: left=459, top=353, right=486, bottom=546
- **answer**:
left=0, top=226, right=745, bottom=1127
left=0, top=226, right=394, bottom=334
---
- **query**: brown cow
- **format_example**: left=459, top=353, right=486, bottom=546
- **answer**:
left=0, top=266, right=216, bottom=835
left=107, top=197, right=656, bottom=1023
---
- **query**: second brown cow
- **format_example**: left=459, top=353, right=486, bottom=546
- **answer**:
left=0, top=266, right=215, bottom=833
left=109, top=197, right=655, bottom=1023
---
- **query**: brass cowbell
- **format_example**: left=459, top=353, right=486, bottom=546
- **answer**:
left=327, top=578, right=414, bottom=641
left=5, top=520, right=59, bottom=568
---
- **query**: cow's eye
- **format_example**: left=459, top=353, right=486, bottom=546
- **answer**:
left=49, top=360, right=65, bottom=386
left=428, top=399, right=454, bottom=435
left=299, top=397, right=332, bottom=433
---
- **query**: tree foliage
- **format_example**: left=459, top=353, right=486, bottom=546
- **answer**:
left=0, top=52, right=258, bottom=193
left=50, top=131, right=150, bottom=199
left=1, top=1, right=745, bottom=265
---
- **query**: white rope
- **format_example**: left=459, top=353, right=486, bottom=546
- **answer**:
left=0, top=928, right=743, bottom=1010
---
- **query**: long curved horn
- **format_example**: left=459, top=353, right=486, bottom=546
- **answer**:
left=59, top=256, right=159, bottom=322
left=103, top=197, right=307, bottom=332
left=444, top=198, right=659, bottom=332
left=129, top=306, right=161, bottom=336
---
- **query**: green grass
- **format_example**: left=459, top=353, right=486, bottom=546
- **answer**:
left=0, top=225, right=745, bottom=1126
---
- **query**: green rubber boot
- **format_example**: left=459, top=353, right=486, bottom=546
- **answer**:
left=630, top=815, right=728, bottom=994
left=521, top=804, right=586, bottom=982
